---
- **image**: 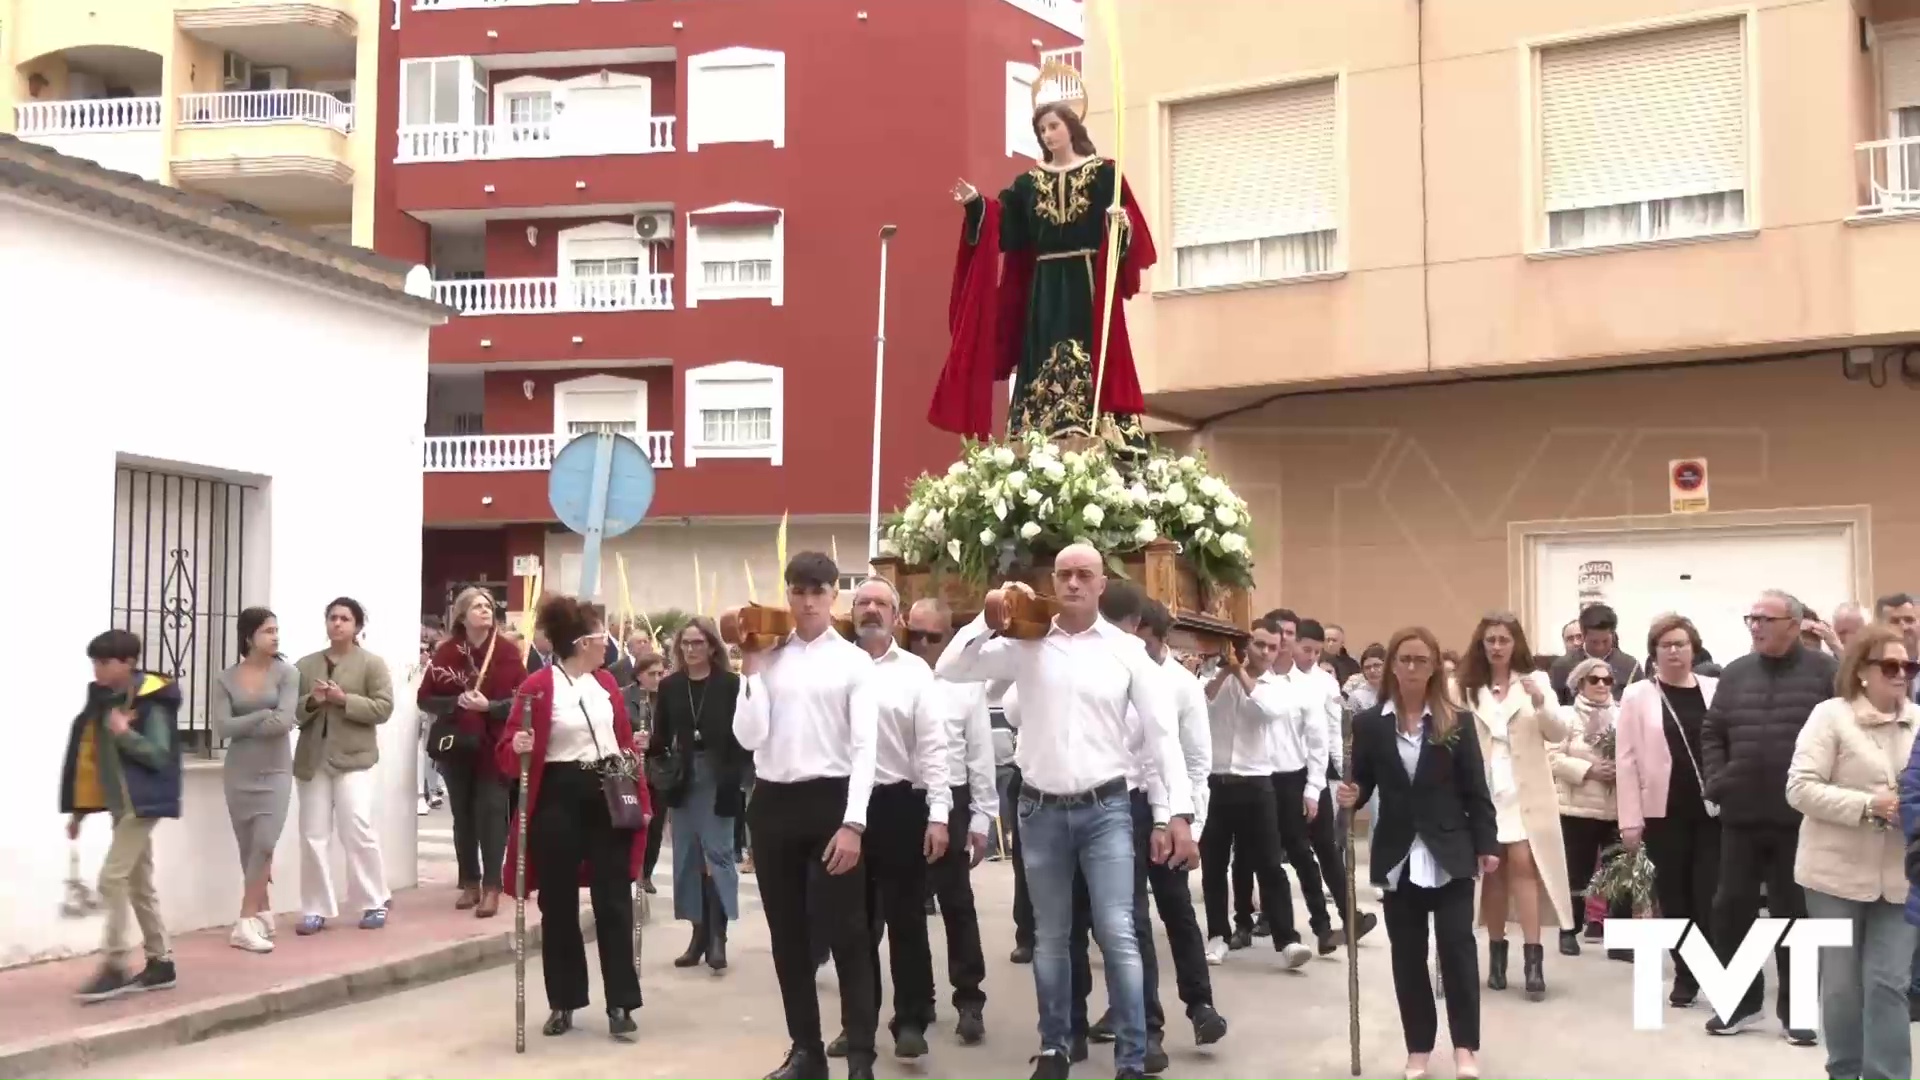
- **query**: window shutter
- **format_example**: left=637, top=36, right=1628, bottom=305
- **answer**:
left=1539, top=19, right=1747, bottom=212
left=569, top=235, right=641, bottom=261
left=696, top=62, right=778, bottom=144
left=1883, top=34, right=1920, bottom=113
left=697, top=225, right=774, bottom=262
left=1169, top=80, right=1337, bottom=248
left=1007, top=63, right=1041, bottom=159
left=697, top=377, right=773, bottom=411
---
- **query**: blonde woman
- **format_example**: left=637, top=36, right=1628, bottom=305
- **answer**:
left=1455, top=614, right=1571, bottom=1002
left=1547, top=657, right=1620, bottom=958
left=1786, top=625, right=1917, bottom=1080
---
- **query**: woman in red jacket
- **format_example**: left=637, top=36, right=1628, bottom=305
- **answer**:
left=500, top=596, right=652, bottom=1040
left=419, top=587, right=526, bottom=917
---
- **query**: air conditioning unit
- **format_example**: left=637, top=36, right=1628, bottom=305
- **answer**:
left=222, top=52, right=252, bottom=90
left=632, top=212, right=673, bottom=241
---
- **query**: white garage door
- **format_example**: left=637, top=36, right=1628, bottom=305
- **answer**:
left=1529, top=523, right=1856, bottom=667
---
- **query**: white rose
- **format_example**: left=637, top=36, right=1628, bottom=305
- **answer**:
left=924, top=508, right=945, bottom=531
left=1043, top=459, right=1067, bottom=481
left=947, top=539, right=963, bottom=562
left=1023, top=487, right=1044, bottom=507
left=1214, top=505, right=1238, bottom=528
left=1195, top=526, right=1216, bottom=544
left=1063, top=450, right=1083, bottom=469
left=979, top=528, right=997, bottom=546
left=1133, top=519, right=1157, bottom=545
left=947, top=461, right=968, bottom=478
left=1082, top=504, right=1105, bottom=527
left=1219, top=532, right=1249, bottom=555
left=1178, top=456, right=1197, bottom=469
left=993, top=446, right=1017, bottom=467
left=903, top=502, right=924, bottom=525
left=1128, top=483, right=1150, bottom=505
left=1020, top=521, right=1043, bottom=540
left=1165, top=482, right=1188, bottom=507
left=1197, top=476, right=1226, bottom=500
left=992, top=499, right=1009, bottom=521
left=1006, top=470, right=1027, bottom=491
left=1181, top=503, right=1206, bottom=525
left=1039, top=497, right=1055, bottom=516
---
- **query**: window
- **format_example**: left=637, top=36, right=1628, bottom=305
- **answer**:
left=1538, top=19, right=1749, bottom=251
left=1006, top=62, right=1040, bottom=158
left=553, top=374, right=647, bottom=441
left=1168, top=79, right=1339, bottom=289
left=683, top=361, right=783, bottom=466
left=402, top=57, right=482, bottom=126
left=557, top=222, right=665, bottom=309
left=687, top=47, right=786, bottom=150
left=1878, top=33, right=1920, bottom=208
left=687, top=212, right=781, bottom=305
left=505, top=91, right=552, bottom=126
left=701, top=258, right=772, bottom=286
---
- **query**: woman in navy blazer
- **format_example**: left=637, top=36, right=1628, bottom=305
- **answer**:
left=1339, top=626, right=1500, bottom=1080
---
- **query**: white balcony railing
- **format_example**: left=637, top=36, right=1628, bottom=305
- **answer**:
left=414, top=0, right=577, bottom=8
left=423, top=432, right=675, bottom=471
left=1005, top=0, right=1085, bottom=35
left=1035, top=46, right=1086, bottom=110
left=396, top=117, right=674, bottom=163
left=179, top=90, right=354, bottom=132
left=14, top=97, right=163, bottom=135
left=1856, top=136, right=1920, bottom=217
left=433, top=274, right=675, bottom=315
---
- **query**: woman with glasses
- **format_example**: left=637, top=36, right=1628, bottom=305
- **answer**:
left=1455, top=613, right=1571, bottom=1002
left=1787, top=625, right=1917, bottom=1080
left=1548, top=657, right=1623, bottom=957
left=653, top=617, right=746, bottom=973
left=624, top=653, right=668, bottom=893
left=1616, top=613, right=1720, bottom=1007
left=500, top=596, right=650, bottom=1039
left=1337, top=627, right=1499, bottom=1080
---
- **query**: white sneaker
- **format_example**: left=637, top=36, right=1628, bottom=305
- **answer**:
left=1279, top=942, right=1313, bottom=970
left=229, top=919, right=273, bottom=953
left=416, top=796, right=431, bottom=817
left=1205, top=937, right=1230, bottom=965
left=253, top=914, right=276, bottom=940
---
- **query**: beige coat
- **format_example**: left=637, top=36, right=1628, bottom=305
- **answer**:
left=1785, top=695, right=1917, bottom=904
left=1470, top=672, right=1574, bottom=929
left=293, top=645, right=394, bottom=782
left=1549, top=698, right=1619, bottom=821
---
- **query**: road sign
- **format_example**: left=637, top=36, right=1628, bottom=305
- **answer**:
left=1669, top=458, right=1709, bottom=514
left=547, top=433, right=656, bottom=601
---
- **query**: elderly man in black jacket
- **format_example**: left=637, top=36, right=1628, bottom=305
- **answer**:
left=1699, top=589, right=1837, bottom=1045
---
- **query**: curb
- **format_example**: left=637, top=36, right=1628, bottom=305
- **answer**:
left=0, top=910, right=595, bottom=1079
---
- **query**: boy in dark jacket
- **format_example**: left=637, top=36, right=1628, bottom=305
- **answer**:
left=60, top=629, right=183, bottom=1002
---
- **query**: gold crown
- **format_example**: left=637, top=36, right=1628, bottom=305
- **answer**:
left=1031, top=51, right=1088, bottom=120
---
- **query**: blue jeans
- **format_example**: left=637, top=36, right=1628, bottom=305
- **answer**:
left=1019, top=783, right=1147, bottom=1071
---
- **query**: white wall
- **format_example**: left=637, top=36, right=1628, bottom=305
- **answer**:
left=0, top=196, right=435, bottom=968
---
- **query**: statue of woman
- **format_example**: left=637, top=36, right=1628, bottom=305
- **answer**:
left=928, top=101, right=1157, bottom=444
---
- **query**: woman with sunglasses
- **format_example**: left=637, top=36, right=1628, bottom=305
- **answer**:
left=1786, top=624, right=1917, bottom=1080
left=1455, top=613, right=1571, bottom=1002
left=1336, top=627, right=1498, bottom=1080
left=1615, top=613, right=1720, bottom=1008
left=1548, top=657, right=1624, bottom=957
left=653, top=617, right=746, bottom=973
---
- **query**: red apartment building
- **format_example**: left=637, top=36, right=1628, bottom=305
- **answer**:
left=375, top=0, right=1083, bottom=621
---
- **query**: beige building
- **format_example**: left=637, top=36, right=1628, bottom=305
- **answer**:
left=1, top=0, right=379, bottom=244
left=1093, top=0, right=1920, bottom=654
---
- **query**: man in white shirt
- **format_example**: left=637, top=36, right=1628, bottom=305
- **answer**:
left=1297, top=620, right=1378, bottom=947
left=1073, top=593, right=1231, bottom=1071
left=936, top=544, right=1198, bottom=1080
left=733, top=552, right=882, bottom=1080
left=904, top=597, right=998, bottom=1045
left=1203, top=615, right=1316, bottom=969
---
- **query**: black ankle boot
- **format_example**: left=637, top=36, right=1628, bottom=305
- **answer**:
left=1487, top=940, right=1509, bottom=991
left=542, top=1009, right=573, bottom=1036
left=704, top=878, right=728, bottom=971
left=607, top=1006, right=637, bottom=1038
left=1523, top=942, right=1547, bottom=1000
left=673, top=919, right=706, bottom=968
left=1559, top=929, right=1581, bottom=956
left=764, top=1043, right=828, bottom=1080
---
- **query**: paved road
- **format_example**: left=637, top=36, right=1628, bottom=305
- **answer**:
left=87, top=861, right=1852, bottom=1079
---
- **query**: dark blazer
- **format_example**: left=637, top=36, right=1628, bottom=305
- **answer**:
left=1350, top=702, right=1499, bottom=885
left=653, top=669, right=749, bottom=816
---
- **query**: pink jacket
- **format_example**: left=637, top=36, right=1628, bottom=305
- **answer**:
left=1616, top=675, right=1718, bottom=831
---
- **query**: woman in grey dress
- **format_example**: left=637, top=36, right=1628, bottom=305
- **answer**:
left=213, top=607, right=298, bottom=953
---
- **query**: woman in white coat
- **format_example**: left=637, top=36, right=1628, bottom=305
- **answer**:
left=1455, top=613, right=1572, bottom=1003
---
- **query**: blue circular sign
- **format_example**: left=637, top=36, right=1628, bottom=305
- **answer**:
left=547, top=433, right=655, bottom=538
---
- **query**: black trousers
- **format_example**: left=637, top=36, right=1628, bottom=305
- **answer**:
left=1009, top=767, right=1035, bottom=950
left=930, top=785, right=987, bottom=1010
left=1233, top=771, right=1332, bottom=938
left=532, top=762, right=640, bottom=1012
left=1642, top=813, right=1721, bottom=995
left=1307, top=774, right=1355, bottom=927
left=444, top=756, right=509, bottom=890
left=641, top=780, right=667, bottom=881
left=1203, top=775, right=1297, bottom=944
left=749, top=777, right=878, bottom=1057
left=1560, top=815, right=1630, bottom=931
left=1383, top=877, right=1480, bottom=1054
left=860, top=782, right=937, bottom=1033
left=1713, top=821, right=1801, bottom=1019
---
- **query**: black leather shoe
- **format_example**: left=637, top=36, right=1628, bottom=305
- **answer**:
left=1143, top=1032, right=1169, bottom=1074
left=1317, top=928, right=1342, bottom=956
left=846, top=1051, right=877, bottom=1080
left=825, top=1032, right=849, bottom=1058
left=894, top=1024, right=929, bottom=1059
left=1030, top=1050, right=1070, bottom=1080
left=542, top=1010, right=573, bottom=1037
left=1190, top=1003, right=1228, bottom=1045
left=607, top=1007, right=637, bottom=1038
left=1088, top=1012, right=1116, bottom=1043
left=1071, top=1034, right=1089, bottom=1063
left=1227, top=928, right=1252, bottom=950
left=955, top=1005, right=986, bottom=1045
left=1010, top=943, right=1033, bottom=964
left=764, top=1043, right=828, bottom=1080
left=1251, top=914, right=1272, bottom=938
left=1347, top=910, right=1378, bottom=943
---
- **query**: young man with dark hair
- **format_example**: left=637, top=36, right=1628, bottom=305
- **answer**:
left=63, top=629, right=183, bottom=1002
left=734, top=552, right=882, bottom=1080
left=1548, top=604, right=1641, bottom=706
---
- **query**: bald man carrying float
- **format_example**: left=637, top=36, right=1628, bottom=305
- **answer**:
left=937, top=544, right=1199, bottom=1080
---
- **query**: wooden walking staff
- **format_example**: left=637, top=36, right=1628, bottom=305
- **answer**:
left=510, top=684, right=543, bottom=1054
left=1339, top=698, right=1361, bottom=1076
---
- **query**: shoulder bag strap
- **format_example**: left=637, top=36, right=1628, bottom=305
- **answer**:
left=1655, top=683, right=1708, bottom=789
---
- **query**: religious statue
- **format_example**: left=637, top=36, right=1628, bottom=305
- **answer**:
left=926, top=53, right=1157, bottom=445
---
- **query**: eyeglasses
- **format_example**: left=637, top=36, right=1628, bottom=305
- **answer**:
left=1584, top=674, right=1614, bottom=687
left=1871, top=659, right=1920, bottom=680
left=1743, top=614, right=1794, bottom=627
left=906, top=630, right=946, bottom=646
left=1656, top=640, right=1692, bottom=651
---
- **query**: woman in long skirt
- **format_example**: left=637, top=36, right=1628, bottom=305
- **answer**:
left=653, top=617, right=748, bottom=972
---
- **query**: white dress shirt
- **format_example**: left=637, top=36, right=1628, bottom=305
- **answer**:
left=865, top=643, right=952, bottom=822
left=733, top=628, right=879, bottom=828
left=1285, top=663, right=1343, bottom=796
left=1157, top=653, right=1212, bottom=827
left=923, top=676, right=999, bottom=837
left=938, top=612, right=1192, bottom=824
left=1208, top=673, right=1289, bottom=777
left=1249, top=668, right=1330, bottom=801
left=1381, top=700, right=1449, bottom=891
left=548, top=668, right=619, bottom=764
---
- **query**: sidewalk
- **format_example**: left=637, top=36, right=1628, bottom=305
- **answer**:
left=0, top=883, right=586, bottom=1078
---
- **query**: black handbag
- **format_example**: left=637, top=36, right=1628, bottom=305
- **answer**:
left=425, top=713, right=480, bottom=763
left=569, top=674, right=647, bottom=831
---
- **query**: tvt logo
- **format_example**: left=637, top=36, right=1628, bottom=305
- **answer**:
left=1605, top=918, right=1850, bottom=1031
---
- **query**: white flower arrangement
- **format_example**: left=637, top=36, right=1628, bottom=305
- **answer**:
left=886, top=433, right=1254, bottom=586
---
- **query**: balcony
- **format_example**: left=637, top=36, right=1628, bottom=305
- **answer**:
left=396, top=117, right=674, bottom=164
left=1854, top=136, right=1920, bottom=220
left=13, top=98, right=164, bottom=181
left=434, top=273, right=675, bottom=315
left=423, top=432, right=674, bottom=471
left=180, top=90, right=354, bottom=132
left=175, top=3, right=359, bottom=72
left=171, top=90, right=354, bottom=219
